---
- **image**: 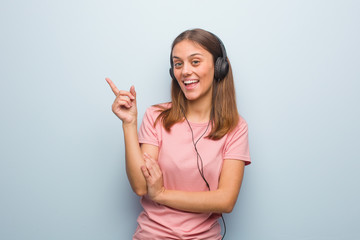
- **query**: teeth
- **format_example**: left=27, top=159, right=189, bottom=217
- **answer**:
left=184, top=80, right=199, bottom=84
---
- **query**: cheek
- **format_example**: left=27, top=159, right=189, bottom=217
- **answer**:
left=174, top=74, right=182, bottom=87
left=173, top=69, right=182, bottom=80
left=202, top=66, right=214, bottom=82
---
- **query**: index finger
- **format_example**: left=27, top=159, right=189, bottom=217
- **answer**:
left=144, top=153, right=161, bottom=171
left=105, top=77, right=119, bottom=96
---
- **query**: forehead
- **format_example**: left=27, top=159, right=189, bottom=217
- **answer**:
left=172, top=40, right=211, bottom=58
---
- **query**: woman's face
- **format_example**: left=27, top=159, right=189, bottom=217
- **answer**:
left=172, top=40, right=214, bottom=103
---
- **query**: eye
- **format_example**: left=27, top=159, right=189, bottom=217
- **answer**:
left=192, top=60, right=200, bottom=65
left=174, top=62, right=182, bottom=68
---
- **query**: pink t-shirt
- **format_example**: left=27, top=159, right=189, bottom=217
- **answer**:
left=133, top=104, right=251, bottom=240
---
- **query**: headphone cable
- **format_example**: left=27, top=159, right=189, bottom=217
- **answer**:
left=183, top=114, right=227, bottom=240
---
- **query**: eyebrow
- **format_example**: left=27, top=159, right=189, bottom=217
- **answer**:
left=172, top=53, right=203, bottom=60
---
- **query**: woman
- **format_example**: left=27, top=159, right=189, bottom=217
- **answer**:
left=106, top=28, right=251, bottom=239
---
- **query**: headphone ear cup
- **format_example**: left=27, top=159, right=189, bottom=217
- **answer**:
left=214, top=57, right=229, bottom=81
left=220, top=59, right=229, bottom=80
left=169, top=68, right=176, bottom=80
left=214, top=57, right=222, bottom=81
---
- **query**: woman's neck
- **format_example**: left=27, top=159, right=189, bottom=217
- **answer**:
left=185, top=98, right=212, bottom=123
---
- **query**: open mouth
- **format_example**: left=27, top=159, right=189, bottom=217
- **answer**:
left=183, top=79, right=199, bottom=86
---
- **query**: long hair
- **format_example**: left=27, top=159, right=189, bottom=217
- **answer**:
left=155, top=28, right=239, bottom=140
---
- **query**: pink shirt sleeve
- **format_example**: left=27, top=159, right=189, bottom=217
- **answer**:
left=138, top=107, right=160, bottom=147
left=223, top=117, right=251, bottom=165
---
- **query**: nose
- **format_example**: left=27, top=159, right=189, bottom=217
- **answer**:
left=181, top=62, right=193, bottom=77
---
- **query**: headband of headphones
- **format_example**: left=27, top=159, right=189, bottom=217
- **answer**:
left=169, top=32, right=229, bottom=82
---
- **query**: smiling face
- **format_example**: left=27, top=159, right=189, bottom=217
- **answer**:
left=172, top=40, right=215, bottom=104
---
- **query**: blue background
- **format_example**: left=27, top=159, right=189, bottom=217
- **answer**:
left=1, top=0, right=359, bottom=239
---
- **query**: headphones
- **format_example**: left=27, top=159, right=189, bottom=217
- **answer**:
left=169, top=33, right=229, bottom=82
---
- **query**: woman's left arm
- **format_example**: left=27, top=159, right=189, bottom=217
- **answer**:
left=141, top=153, right=245, bottom=214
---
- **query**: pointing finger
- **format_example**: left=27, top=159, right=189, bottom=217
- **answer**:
left=105, top=77, right=120, bottom=96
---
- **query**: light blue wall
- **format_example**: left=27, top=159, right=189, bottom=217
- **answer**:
left=1, top=0, right=359, bottom=239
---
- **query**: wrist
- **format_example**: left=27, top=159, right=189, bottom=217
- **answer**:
left=122, top=121, right=137, bottom=129
left=153, top=188, right=167, bottom=204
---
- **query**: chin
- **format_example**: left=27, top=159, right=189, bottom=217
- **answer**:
left=183, top=92, right=199, bottom=101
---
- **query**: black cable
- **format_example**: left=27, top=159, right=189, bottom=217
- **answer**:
left=220, top=214, right=227, bottom=240
left=184, top=116, right=211, bottom=190
left=182, top=112, right=227, bottom=239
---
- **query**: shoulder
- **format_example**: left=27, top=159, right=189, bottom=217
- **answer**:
left=223, top=115, right=251, bottom=164
left=226, top=115, right=249, bottom=139
left=141, top=102, right=172, bottom=124
left=151, top=102, right=172, bottom=111
left=144, top=102, right=171, bottom=117
left=237, top=115, right=248, bottom=130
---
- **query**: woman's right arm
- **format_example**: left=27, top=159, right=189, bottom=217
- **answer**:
left=106, top=78, right=158, bottom=196
left=123, top=123, right=159, bottom=196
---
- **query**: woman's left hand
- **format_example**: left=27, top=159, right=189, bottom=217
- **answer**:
left=141, top=153, right=165, bottom=202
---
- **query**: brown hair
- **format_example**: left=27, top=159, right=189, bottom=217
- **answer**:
left=154, top=28, right=239, bottom=140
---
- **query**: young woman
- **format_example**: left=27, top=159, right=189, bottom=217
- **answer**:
left=106, top=28, right=251, bottom=240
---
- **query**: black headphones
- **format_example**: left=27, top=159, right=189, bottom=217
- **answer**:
left=169, top=33, right=229, bottom=82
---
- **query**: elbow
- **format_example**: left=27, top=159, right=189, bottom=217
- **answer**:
left=134, top=188, right=147, bottom=197
left=129, top=181, right=147, bottom=196
left=132, top=185, right=147, bottom=196
left=222, top=203, right=235, bottom=213
left=217, top=189, right=239, bottom=213
left=220, top=197, right=237, bottom=213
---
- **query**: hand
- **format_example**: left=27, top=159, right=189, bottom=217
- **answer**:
left=105, top=78, right=137, bottom=124
left=141, top=153, right=165, bottom=202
